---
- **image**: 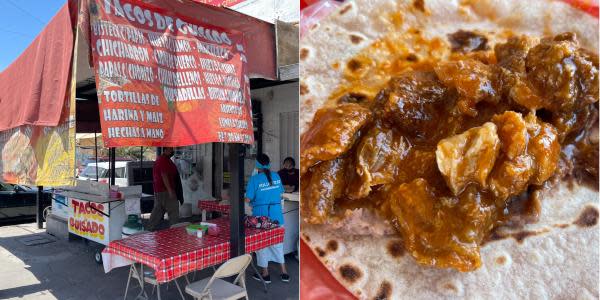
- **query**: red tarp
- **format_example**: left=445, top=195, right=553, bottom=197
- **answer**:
left=0, top=2, right=76, bottom=131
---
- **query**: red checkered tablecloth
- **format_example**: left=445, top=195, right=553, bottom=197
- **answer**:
left=103, top=217, right=284, bottom=283
left=198, top=200, right=231, bottom=214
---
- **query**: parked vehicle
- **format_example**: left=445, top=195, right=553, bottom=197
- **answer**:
left=0, top=182, right=52, bottom=224
left=76, top=156, right=131, bottom=176
left=78, top=161, right=155, bottom=213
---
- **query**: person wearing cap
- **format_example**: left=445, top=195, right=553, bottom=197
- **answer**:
left=245, top=153, right=290, bottom=283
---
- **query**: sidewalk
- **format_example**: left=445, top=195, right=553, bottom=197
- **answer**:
left=0, top=222, right=298, bottom=300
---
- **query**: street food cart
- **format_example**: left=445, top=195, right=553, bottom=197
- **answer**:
left=55, top=180, right=143, bottom=263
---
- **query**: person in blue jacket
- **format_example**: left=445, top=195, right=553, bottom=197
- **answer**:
left=245, top=153, right=290, bottom=283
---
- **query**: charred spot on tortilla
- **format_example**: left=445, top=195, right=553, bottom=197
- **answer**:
left=443, top=283, right=458, bottom=292
left=374, top=281, right=392, bottom=300
left=413, top=0, right=425, bottom=12
left=574, top=206, right=599, bottom=227
left=316, top=247, right=326, bottom=257
left=512, top=230, right=545, bottom=244
left=350, top=34, right=364, bottom=44
left=448, top=30, right=489, bottom=53
left=554, top=223, right=570, bottom=228
left=405, top=53, right=419, bottom=62
left=300, top=83, right=309, bottom=96
left=326, top=240, right=339, bottom=252
left=339, top=264, right=363, bottom=283
left=495, top=256, right=507, bottom=265
left=347, top=59, right=363, bottom=72
left=302, top=233, right=311, bottom=242
left=488, top=229, right=549, bottom=244
left=300, top=48, right=309, bottom=60
left=339, top=4, right=352, bottom=15
left=386, top=240, right=405, bottom=258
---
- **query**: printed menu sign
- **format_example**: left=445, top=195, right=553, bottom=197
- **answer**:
left=89, top=0, right=254, bottom=147
left=68, top=198, right=109, bottom=244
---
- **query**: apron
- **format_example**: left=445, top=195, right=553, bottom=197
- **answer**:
left=252, top=201, right=283, bottom=224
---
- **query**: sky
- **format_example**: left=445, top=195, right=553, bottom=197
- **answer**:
left=0, top=0, right=65, bottom=71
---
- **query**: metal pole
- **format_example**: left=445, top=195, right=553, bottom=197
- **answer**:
left=229, top=143, right=245, bottom=257
left=94, top=131, right=99, bottom=181
left=36, top=186, right=43, bottom=229
left=110, top=148, right=116, bottom=186
left=140, top=146, right=143, bottom=170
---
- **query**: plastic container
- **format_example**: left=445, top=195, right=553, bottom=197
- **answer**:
left=185, top=224, right=209, bottom=235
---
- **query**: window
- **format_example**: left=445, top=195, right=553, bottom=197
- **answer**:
left=81, top=166, right=108, bottom=179
left=0, top=182, right=14, bottom=191
left=115, top=167, right=126, bottom=178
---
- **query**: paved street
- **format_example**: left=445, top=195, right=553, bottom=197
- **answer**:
left=0, top=222, right=298, bottom=300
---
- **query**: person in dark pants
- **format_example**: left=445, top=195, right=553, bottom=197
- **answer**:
left=277, top=157, right=299, bottom=193
left=147, top=147, right=179, bottom=231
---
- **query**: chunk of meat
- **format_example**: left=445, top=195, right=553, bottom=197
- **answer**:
left=495, top=65, right=544, bottom=111
left=492, top=111, right=528, bottom=159
left=436, top=122, right=500, bottom=195
left=386, top=179, right=491, bottom=272
left=487, top=112, right=532, bottom=201
left=346, top=123, right=411, bottom=199
left=382, top=71, right=456, bottom=141
left=395, top=149, right=439, bottom=184
left=300, top=103, right=372, bottom=175
left=526, top=33, right=599, bottom=113
left=301, top=159, right=347, bottom=224
left=551, top=104, right=597, bottom=142
left=447, top=30, right=489, bottom=53
left=494, top=37, right=544, bottom=110
left=488, top=155, right=535, bottom=203
left=524, top=114, right=561, bottom=184
left=494, top=36, right=537, bottom=73
left=434, top=59, right=499, bottom=116
left=487, top=112, right=560, bottom=200
left=507, top=76, right=545, bottom=111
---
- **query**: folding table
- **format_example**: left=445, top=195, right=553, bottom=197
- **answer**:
left=102, top=217, right=285, bottom=299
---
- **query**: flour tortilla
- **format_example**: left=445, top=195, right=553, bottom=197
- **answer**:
left=300, top=0, right=599, bottom=299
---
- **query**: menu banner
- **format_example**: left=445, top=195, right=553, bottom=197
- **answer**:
left=89, top=0, right=254, bottom=147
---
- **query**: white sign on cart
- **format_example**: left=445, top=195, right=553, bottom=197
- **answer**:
left=68, top=198, right=110, bottom=244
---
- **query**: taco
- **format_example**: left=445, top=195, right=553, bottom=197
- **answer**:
left=300, top=0, right=599, bottom=299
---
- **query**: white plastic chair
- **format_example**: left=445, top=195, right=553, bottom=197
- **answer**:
left=185, top=254, right=252, bottom=300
